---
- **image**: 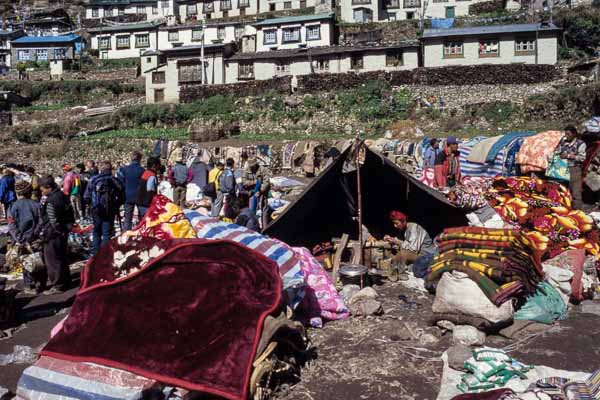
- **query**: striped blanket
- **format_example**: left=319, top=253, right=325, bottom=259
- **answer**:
left=459, top=137, right=507, bottom=178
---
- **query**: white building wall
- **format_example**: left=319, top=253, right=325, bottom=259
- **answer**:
left=86, top=0, right=175, bottom=20
left=340, top=2, right=381, bottom=23
left=178, top=0, right=261, bottom=21
left=256, top=20, right=333, bottom=52
left=259, top=0, right=317, bottom=13
left=91, top=30, right=159, bottom=59
left=157, top=24, right=248, bottom=49
left=423, top=34, right=558, bottom=67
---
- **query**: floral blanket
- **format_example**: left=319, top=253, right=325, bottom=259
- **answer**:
left=515, top=131, right=563, bottom=173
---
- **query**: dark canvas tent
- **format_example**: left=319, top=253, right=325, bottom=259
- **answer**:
left=263, top=144, right=469, bottom=247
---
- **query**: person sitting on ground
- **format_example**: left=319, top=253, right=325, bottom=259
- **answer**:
left=384, top=211, right=435, bottom=266
left=38, top=175, right=74, bottom=294
left=25, top=167, right=41, bottom=202
left=136, top=157, right=161, bottom=219
left=118, top=151, right=145, bottom=231
left=84, top=161, right=124, bottom=256
left=556, top=125, right=587, bottom=210
left=169, top=158, right=194, bottom=209
left=8, top=181, right=43, bottom=294
left=434, top=136, right=461, bottom=189
left=423, top=138, right=440, bottom=169
left=0, top=169, right=16, bottom=219
left=226, top=194, right=260, bottom=231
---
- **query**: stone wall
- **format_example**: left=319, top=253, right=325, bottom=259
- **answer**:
left=180, top=76, right=291, bottom=102
left=0, top=67, right=141, bottom=83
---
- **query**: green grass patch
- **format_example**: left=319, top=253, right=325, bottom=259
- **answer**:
left=14, top=104, right=70, bottom=112
left=79, top=128, right=189, bottom=141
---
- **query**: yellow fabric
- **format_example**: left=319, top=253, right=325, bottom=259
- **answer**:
left=208, top=168, right=222, bottom=191
left=141, top=202, right=196, bottom=239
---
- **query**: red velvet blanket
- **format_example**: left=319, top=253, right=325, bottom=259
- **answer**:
left=42, top=237, right=282, bottom=400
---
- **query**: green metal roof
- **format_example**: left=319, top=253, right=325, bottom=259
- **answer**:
left=254, top=12, right=334, bottom=27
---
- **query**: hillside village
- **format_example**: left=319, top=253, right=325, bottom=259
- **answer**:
left=0, top=0, right=599, bottom=400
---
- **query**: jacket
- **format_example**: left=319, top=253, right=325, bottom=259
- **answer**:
left=423, top=147, right=440, bottom=168
left=169, top=162, right=194, bottom=187
left=8, top=199, right=40, bottom=244
left=40, top=188, right=73, bottom=238
left=208, top=167, right=222, bottom=191
left=62, top=171, right=80, bottom=196
left=434, top=147, right=461, bottom=188
left=136, top=170, right=157, bottom=208
left=219, top=168, right=236, bottom=195
left=0, top=175, right=16, bottom=205
left=118, top=160, right=145, bottom=204
left=84, top=172, right=125, bottom=218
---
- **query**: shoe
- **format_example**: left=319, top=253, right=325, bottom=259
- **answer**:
left=43, top=287, right=64, bottom=295
left=22, top=288, right=38, bottom=296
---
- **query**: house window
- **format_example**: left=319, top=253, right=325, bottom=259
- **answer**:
left=92, top=8, right=99, bottom=17
left=386, top=50, right=403, bottom=66
left=386, top=0, right=400, bottom=7
left=276, top=62, right=290, bottom=74
left=300, top=0, right=306, bottom=6
left=152, top=6, right=158, bottom=14
left=165, top=30, right=177, bottom=42
left=306, top=25, right=320, bottom=41
left=17, top=50, right=30, bottom=61
left=282, top=27, right=300, bottom=43
left=264, top=29, right=277, bottom=45
left=98, top=36, right=111, bottom=50
left=54, top=48, right=66, bottom=59
left=154, top=89, right=164, bottom=103
left=240, top=7, right=245, bottom=15
left=388, top=12, right=397, bottom=20
left=433, top=0, right=448, bottom=2
left=203, top=2, right=214, bottom=12
left=406, top=11, right=414, bottom=19
left=137, top=5, right=145, bottom=13
left=135, top=34, right=150, bottom=48
left=515, top=38, right=535, bottom=54
left=269, top=3, right=276, bottom=10
left=106, top=7, right=114, bottom=16
left=314, top=58, right=329, bottom=72
left=161, top=0, right=169, bottom=8
left=445, top=6, right=455, bottom=17
left=235, top=26, right=244, bottom=39
left=217, top=27, right=226, bottom=40
left=146, top=57, right=152, bottom=63
left=179, top=63, right=202, bottom=82
left=220, top=0, right=232, bottom=10
left=444, top=41, right=463, bottom=57
left=0, top=54, right=5, bottom=64
left=353, top=8, right=373, bottom=22
left=118, top=7, right=125, bottom=15
left=116, top=35, right=130, bottom=49
left=284, top=1, right=292, bottom=8
left=352, top=0, right=371, bottom=4
left=239, top=62, right=254, bottom=79
left=404, top=0, right=421, bottom=6
left=187, top=4, right=197, bottom=14
left=192, top=28, right=203, bottom=41
left=36, top=49, right=48, bottom=60
left=152, top=71, right=166, bottom=83
left=239, top=0, right=250, bottom=7
left=351, top=54, right=363, bottom=70
left=479, top=39, right=499, bottom=57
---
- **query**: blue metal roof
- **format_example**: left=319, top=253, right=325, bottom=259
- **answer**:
left=422, top=23, right=561, bottom=39
left=254, top=12, right=334, bottom=27
left=12, top=34, right=81, bottom=44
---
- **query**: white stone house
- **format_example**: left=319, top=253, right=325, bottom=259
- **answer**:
left=421, top=23, right=560, bottom=67
left=226, top=41, right=419, bottom=83
left=142, top=43, right=234, bottom=103
left=0, top=30, right=25, bottom=73
left=252, top=13, right=335, bottom=52
left=157, top=21, right=254, bottom=49
left=86, top=0, right=176, bottom=21
left=88, top=20, right=165, bottom=59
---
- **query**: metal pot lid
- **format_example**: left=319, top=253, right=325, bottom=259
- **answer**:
left=339, top=264, right=368, bottom=277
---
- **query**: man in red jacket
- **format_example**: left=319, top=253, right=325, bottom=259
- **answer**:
left=434, top=136, right=461, bottom=189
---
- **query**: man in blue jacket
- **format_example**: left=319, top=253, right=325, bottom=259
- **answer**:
left=118, top=151, right=145, bottom=231
left=0, top=169, right=16, bottom=219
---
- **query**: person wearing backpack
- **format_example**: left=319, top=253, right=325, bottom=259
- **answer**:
left=38, top=175, right=75, bottom=294
left=62, top=164, right=83, bottom=222
left=136, top=157, right=161, bottom=219
left=84, top=161, right=125, bottom=256
left=118, top=151, right=145, bottom=231
left=218, top=158, right=237, bottom=218
left=168, top=159, right=193, bottom=209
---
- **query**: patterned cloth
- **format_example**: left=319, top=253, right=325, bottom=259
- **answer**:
left=448, top=177, right=493, bottom=209
left=516, top=131, right=564, bottom=173
left=459, top=137, right=506, bottom=178
left=419, top=167, right=436, bottom=188
left=131, top=195, right=197, bottom=240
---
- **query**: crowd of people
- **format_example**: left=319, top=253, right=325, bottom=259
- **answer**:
left=1, top=151, right=271, bottom=296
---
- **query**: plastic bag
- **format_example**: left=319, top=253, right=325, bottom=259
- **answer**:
left=514, top=282, right=568, bottom=324
left=0, top=345, right=37, bottom=366
left=22, top=252, right=45, bottom=274
left=545, top=154, right=570, bottom=182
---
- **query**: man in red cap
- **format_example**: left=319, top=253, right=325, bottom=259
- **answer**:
left=384, top=211, right=435, bottom=265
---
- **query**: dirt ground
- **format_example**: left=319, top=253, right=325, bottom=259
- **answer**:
left=1, top=275, right=600, bottom=399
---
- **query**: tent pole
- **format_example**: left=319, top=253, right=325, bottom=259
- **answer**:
left=356, top=138, right=363, bottom=265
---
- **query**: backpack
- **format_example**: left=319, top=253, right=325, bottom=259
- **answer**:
left=173, top=164, right=188, bottom=186
left=93, top=176, right=123, bottom=219
left=70, top=175, right=81, bottom=196
left=203, top=182, right=216, bottom=198
left=219, top=170, right=236, bottom=195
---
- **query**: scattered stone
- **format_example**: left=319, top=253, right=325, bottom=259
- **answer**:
left=452, top=325, right=486, bottom=346
left=340, top=284, right=361, bottom=304
left=447, top=344, right=472, bottom=371
left=437, top=320, right=455, bottom=332
left=349, top=287, right=378, bottom=305
left=349, top=299, right=383, bottom=316
left=499, top=320, right=550, bottom=339
left=580, top=301, right=600, bottom=316
left=419, top=332, right=440, bottom=346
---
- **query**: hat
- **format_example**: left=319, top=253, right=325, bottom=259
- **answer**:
left=389, top=210, right=407, bottom=221
left=15, top=180, right=32, bottom=196
left=62, top=164, right=73, bottom=172
left=447, top=136, right=458, bottom=145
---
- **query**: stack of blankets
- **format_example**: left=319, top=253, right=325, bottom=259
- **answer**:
left=486, top=176, right=599, bottom=261
left=427, top=227, right=543, bottom=306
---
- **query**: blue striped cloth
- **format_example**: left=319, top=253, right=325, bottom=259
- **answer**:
left=459, top=136, right=507, bottom=178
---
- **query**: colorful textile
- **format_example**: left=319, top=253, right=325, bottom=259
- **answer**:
left=556, top=136, right=587, bottom=167
left=419, top=167, right=436, bottom=188
left=485, top=131, right=536, bottom=164
left=18, top=355, right=160, bottom=400
left=502, top=138, right=524, bottom=176
left=546, top=154, right=571, bottom=181
left=293, top=247, right=349, bottom=326
left=448, top=177, right=493, bottom=209
left=42, top=237, right=282, bottom=400
left=467, top=136, right=502, bottom=164
left=184, top=211, right=305, bottom=306
left=516, top=131, right=564, bottom=173
left=132, top=195, right=196, bottom=240
left=487, top=176, right=599, bottom=261
left=459, top=137, right=506, bottom=178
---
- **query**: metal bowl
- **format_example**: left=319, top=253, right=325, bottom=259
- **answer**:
left=339, top=264, right=368, bottom=278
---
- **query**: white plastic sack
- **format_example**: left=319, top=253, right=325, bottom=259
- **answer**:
left=432, top=271, right=514, bottom=324
left=542, top=264, right=573, bottom=301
